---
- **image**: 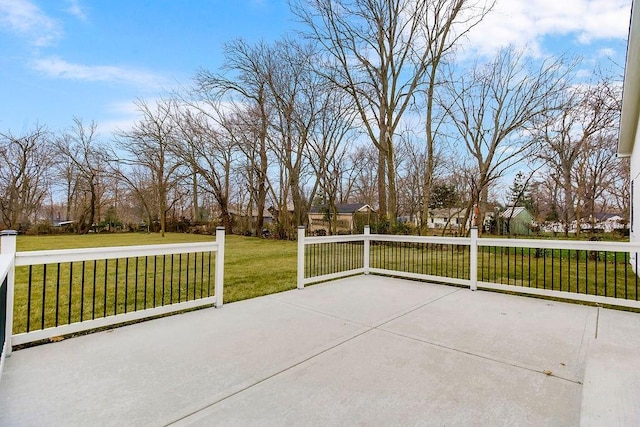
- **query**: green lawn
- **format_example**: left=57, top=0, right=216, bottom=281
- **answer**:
left=11, top=233, right=297, bottom=334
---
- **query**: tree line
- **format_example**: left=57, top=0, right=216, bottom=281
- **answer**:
left=0, top=0, right=627, bottom=238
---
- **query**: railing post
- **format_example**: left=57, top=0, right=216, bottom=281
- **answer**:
left=364, top=225, right=370, bottom=275
left=1, top=230, right=17, bottom=357
left=214, top=227, right=225, bottom=308
left=470, top=227, right=478, bottom=291
left=297, top=226, right=305, bottom=289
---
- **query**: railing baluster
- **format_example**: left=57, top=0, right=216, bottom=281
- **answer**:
left=193, top=251, right=197, bottom=300
left=559, top=249, right=562, bottom=292
left=635, top=256, right=638, bottom=301
left=170, top=254, right=175, bottom=303
left=568, top=250, right=571, bottom=292
left=585, top=251, right=589, bottom=295
left=153, top=255, right=158, bottom=307
left=576, top=249, right=589, bottom=294
left=68, top=262, right=73, bottom=325
left=55, top=263, right=61, bottom=327
left=543, top=249, right=546, bottom=290
left=135, top=257, right=139, bottom=311
left=551, top=249, right=554, bottom=291
left=92, top=260, right=97, bottom=319
left=527, top=248, right=531, bottom=288
left=207, top=251, right=212, bottom=296
left=103, top=260, right=108, bottom=317
left=144, top=256, right=149, bottom=308
left=114, top=258, right=119, bottom=316
left=124, top=258, right=129, bottom=313
left=199, top=252, right=203, bottom=299
left=178, top=254, right=182, bottom=303
left=41, top=264, right=47, bottom=330
left=27, top=265, right=32, bottom=332
left=185, top=253, right=189, bottom=302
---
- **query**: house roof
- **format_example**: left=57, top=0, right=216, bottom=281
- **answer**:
left=500, top=207, right=530, bottom=219
left=429, top=208, right=465, bottom=218
left=595, top=213, right=623, bottom=221
left=309, top=203, right=374, bottom=214
left=618, top=0, right=639, bottom=157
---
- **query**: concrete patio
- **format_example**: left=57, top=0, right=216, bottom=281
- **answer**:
left=0, top=275, right=638, bottom=426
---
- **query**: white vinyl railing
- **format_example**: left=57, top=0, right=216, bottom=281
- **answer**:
left=0, top=248, right=15, bottom=380
left=298, top=226, right=640, bottom=310
left=0, top=228, right=225, bottom=354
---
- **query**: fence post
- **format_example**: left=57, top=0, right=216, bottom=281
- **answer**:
left=1, top=230, right=17, bottom=357
left=470, top=227, right=478, bottom=291
left=297, top=226, right=305, bottom=289
left=214, top=227, right=225, bottom=308
left=364, top=225, right=370, bottom=275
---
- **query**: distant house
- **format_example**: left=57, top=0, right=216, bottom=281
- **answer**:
left=426, top=208, right=466, bottom=231
left=308, top=203, right=375, bottom=234
left=500, top=207, right=533, bottom=235
left=595, top=214, right=626, bottom=233
left=619, top=0, right=639, bottom=273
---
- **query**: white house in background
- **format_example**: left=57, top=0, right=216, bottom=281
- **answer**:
left=619, top=0, right=640, bottom=272
left=426, top=208, right=466, bottom=230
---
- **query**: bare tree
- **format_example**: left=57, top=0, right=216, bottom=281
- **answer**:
left=173, top=105, right=237, bottom=233
left=348, top=144, right=379, bottom=208
left=443, top=47, right=570, bottom=233
left=306, top=80, right=359, bottom=235
left=56, top=118, right=107, bottom=234
left=260, top=38, right=323, bottom=235
left=576, top=133, right=620, bottom=232
left=0, top=125, right=53, bottom=229
left=194, top=39, right=272, bottom=235
left=116, top=98, right=184, bottom=237
left=536, top=77, right=621, bottom=235
left=420, top=0, right=494, bottom=231
left=293, top=0, right=493, bottom=226
left=607, top=158, right=630, bottom=228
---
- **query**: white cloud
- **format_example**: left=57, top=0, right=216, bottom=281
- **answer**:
left=461, top=0, right=631, bottom=58
left=597, top=48, right=616, bottom=58
left=0, top=0, right=61, bottom=46
left=31, top=56, right=168, bottom=88
left=66, top=0, right=87, bottom=21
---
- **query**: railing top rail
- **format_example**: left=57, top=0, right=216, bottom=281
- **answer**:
left=303, top=232, right=640, bottom=253
left=0, top=254, right=13, bottom=282
left=303, top=233, right=472, bottom=245
left=304, top=235, right=365, bottom=244
left=370, top=234, right=471, bottom=245
left=14, top=241, right=219, bottom=266
left=479, top=238, right=640, bottom=252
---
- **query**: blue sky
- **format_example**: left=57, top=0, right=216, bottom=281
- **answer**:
left=0, top=0, right=633, bottom=136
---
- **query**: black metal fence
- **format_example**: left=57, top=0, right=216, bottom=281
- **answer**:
left=304, top=241, right=364, bottom=279
left=369, top=241, right=470, bottom=283
left=13, top=251, right=216, bottom=335
left=478, top=245, right=639, bottom=300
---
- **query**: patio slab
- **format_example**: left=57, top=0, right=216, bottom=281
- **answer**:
left=0, top=276, right=636, bottom=426
left=269, top=274, right=460, bottom=326
left=380, top=289, right=597, bottom=382
left=180, top=329, right=581, bottom=426
left=0, top=295, right=367, bottom=426
left=580, top=308, right=640, bottom=426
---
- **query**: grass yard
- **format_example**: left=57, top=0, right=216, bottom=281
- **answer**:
left=15, top=233, right=298, bottom=302
left=11, top=233, right=297, bottom=334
